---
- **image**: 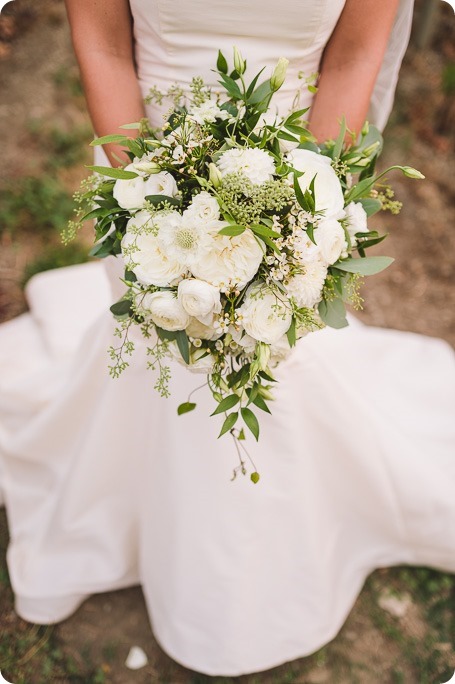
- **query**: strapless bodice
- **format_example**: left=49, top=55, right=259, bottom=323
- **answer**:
left=129, top=0, right=346, bottom=120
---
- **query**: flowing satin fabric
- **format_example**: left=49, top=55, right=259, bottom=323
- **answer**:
left=1, top=0, right=454, bottom=676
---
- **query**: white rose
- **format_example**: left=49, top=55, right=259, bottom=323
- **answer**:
left=238, top=285, right=292, bottom=345
left=141, top=291, right=189, bottom=331
left=286, top=148, right=344, bottom=218
left=217, top=147, right=276, bottom=185
left=345, top=202, right=368, bottom=245
left=178, top=279, right=221, bottom=324
left=314, top=218, right=347, bottom=266
left=188, top=100, right=229, bottom=125
left=190, top=227, right=263, bottom=290
left=185, top=191, right=220, bottom=222
left=285, top=260, right=328, bottom=308
left=121, top=211, right=186, bottom=286
left=113, top=166, right=178, bottom=210
left=186, top=316, right=222, bottom=341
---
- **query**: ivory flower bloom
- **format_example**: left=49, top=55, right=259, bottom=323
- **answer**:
left=185, top=192, right=221, bottom=222
left=285, top=260, right=328, bottom=308
left=286, top=148, right=344, bottom=218
left=190, top=227, right=264, bottom=289
left=178, top=279, right=222, bottom=323
left=217, top=147, right=276, bottom=185
left=238, top=285, right=292, bottom=345
left=345, top=202, right=368, bottom=245
left=315, top=218, right=348, bottom=265
left=140, top=291, right=189, bottom=331
left=121, top=211, right=186, bottom=286
left=113, top=165, right=178, bottom=210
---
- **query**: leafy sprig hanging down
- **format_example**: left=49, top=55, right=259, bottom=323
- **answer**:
left=65, top=47, right=424, bottom=482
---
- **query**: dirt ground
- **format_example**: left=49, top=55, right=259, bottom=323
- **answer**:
left=0, top=1, right=454, bottom=683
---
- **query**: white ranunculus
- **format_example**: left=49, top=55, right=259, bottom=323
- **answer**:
left=155, top=210, right=214, bottom=266
left=314, top=218, right=347, bottom=266
left=286, top=148, right=344, bottom=218
left=188, top=100, right=229, bottom=125
left=140, top=291, right=189, bottom=331
left=186, top=316, right=222, bottom=341
left=345, top=202, right=368, bottom=244
left=190, top=227, right=264, bottom=290
left=285, top=260, right=328, bottom=308
left=122, top=211, right=186, bottom=286
left=238, top=285, right=292, bottom=345
left=113, top=165, right=178, bottom=210
left=185, top=191, right=220, bottom=222
left=178, top=279, right=221, bottom=323
left=216, top=147, right=276, bottom=185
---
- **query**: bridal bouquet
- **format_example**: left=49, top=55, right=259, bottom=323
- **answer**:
left=67, top=48, right=423, bottom=480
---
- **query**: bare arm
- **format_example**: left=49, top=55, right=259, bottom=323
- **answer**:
left=64, top=0, right=145, bottom=165
left=308, top=0, right=400, bottom=142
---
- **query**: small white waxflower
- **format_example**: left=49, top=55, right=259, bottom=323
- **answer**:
left=188, top=100, right=229, bottom=125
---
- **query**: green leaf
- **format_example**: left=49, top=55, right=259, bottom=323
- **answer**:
left=241, top=407, right=260, bottom=441
left=119, top=122, right=142, bottom=130
left=124, top=269, right=137, bottom=283
left=285, top=107, right=310, bottom=124
left=211, top=394, right=240, bottom=416
left=110, top=299, right=133, bottom=317
left=250, top=472, right=260, bottom=484
left=286, top=317, right=296, bottom=347
left=175, top=330, right=190, bottom=364
left=293, top=174, right=310, bottom=212
left=250, top=224, right=281, bottom=239
left=218, top=225, right=246, bottom=236
left=357, top=197, right=383, bottom=217
left=245, top=68, right=266, bottom=100
left=177, top=402, right=197, bottom=415
left=218, top=412, right=239, bottom=438
left=277, top=130, right=300, bottom=144
left=251, top=393, right=271, bottom=414
left=345, top=176, right=377, bottom=203
left=356, top=233, right=388, bottom=251
left=248, top=79, right=272, bottom=108
left=86, top=165, right=138, bottom=180
left=333, top=115, right=347, bottom=160
left=156, top=327, right=177, bottom=342
left=217, top=74, right=242, bottom=100
left=318, top=297, right=348, bottom=329
left=333, top=256, right=394, bottom=276
left=238, top=428, right=246, bottom=440
left=216, top=50, right=228, bottom=74
left=81, top=207, right=115, bottom=222
left=90, top=134, right=130, bottom=147
left=145, top=194, right=181, bottom=207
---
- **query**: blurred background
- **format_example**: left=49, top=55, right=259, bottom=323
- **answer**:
left=0, top=0, right=454, bottom=682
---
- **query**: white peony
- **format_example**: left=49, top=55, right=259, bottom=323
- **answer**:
left=185, top=191, right=220, bottom=222
left=140, top=291, right=189, bottom=331
left=314, top=218, right=347, bottom=265
left=190, top=227, right=264, bottom=290
left=178, top=278, right=221, bottom=324
left=216, top=147, right=276, bottom=185
left=345, top=201, right=368, bottom=245
left=286, top=148, right=344, bottom=218
left=188, top=100, right=229, bottom=125
left=121, top=211, right=186, bottom=286
left=285, top=260, right=328, bottom=308
left=238, top=285, right=292, bottom=345
left=113, top=165, right=178, bottom=210
left=155, top=210, right=214, bottom=266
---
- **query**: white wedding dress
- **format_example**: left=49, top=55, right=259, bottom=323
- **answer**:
left=1, top=0, right=454, bottom=676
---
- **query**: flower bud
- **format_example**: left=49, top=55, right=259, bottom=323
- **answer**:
left=270, top=57, right=289, bottom=92
left=133, top=160, right=162, bottom=174
left=233, top=46, right=246, bottom=76
left=402, top=166, right=425, bottom=180
left=361, top=121, right=370, bottom=137
left=208, top=162, right=223, bottom=188
left=256, top=341, right=271, bottom=371
left=362, top=141, right=380, bottom=157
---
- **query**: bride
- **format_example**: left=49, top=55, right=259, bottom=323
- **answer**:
left=0, top=0, right=454, bottom=676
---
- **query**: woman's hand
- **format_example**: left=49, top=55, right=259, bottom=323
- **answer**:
left=64, top=0, right=145, bottom=166
left=308, top=0, right=400, bottom=143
